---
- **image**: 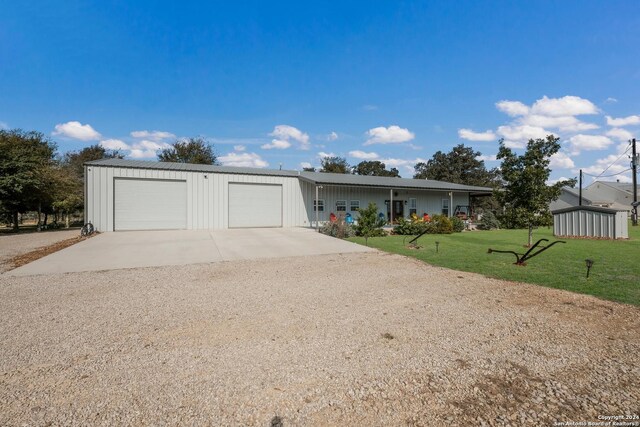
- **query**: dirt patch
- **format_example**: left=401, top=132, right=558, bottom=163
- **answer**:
left=5, top=234, right=96, bottom=271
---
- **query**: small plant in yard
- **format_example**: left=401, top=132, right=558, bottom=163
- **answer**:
left=319, top=215, right=355, bottom=238
left=431, top=214, right=453, bottom=234
left=451, top=216, right=465, bottom=233
left=477, top=211, right=501, bottom=230
left=354, top=202, right=386, bottom=245
left=393, top=216, right=429, bottom=235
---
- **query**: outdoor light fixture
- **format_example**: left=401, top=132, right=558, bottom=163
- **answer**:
left=435, top=241, right=440, bottom=253
left=585, top=259, right=594, bottom=279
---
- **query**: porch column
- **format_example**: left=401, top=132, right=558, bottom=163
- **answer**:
left=315, top=185, right=320, bottom=231
left=390, top=188, right=393, bottom=224
left=449, top=191, right=453, bottom=218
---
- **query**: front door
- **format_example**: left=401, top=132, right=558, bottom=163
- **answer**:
left=387, top=200, right=404, bottom=222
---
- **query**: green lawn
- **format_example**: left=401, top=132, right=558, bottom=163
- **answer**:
left=348, top=224, right=640, bottom=306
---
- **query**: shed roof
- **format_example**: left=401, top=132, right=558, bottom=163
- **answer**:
left=551, top=205, right=625, bottom=215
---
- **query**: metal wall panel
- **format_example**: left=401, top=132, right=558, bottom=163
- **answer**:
left=553, top=209, right=628, bottom=239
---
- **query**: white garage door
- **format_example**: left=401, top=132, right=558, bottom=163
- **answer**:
left=228, top=183, right=282, bottom=228
left=114, top=179, right=187, bottom=231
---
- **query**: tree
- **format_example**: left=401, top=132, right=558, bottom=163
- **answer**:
left=353, top=161, right=400, bottom=177
left=158, top=137, right=219, bottom=165
left=413, top=144, right=499, bottom=186
left=319, top=156, right=350, bottom=174
left=496, top=135, right=576, bottom=246
left=302, top=166, right=316, bottom=172
left=0, top=129, right=57, bottom=230
left=354, top=202, right=386, bottom=246
left=61, top=144, right=123, bottom=180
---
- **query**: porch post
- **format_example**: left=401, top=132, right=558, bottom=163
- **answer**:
left=315, top=185, right=319, bottom=232
left=449, top=191, right=453, bottom=218
left=390, top=188, right=393, bottom=224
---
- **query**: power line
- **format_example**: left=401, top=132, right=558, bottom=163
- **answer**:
left=582, top=143, right=632, bottom=180
left=583, top=168, right=631, bottom=178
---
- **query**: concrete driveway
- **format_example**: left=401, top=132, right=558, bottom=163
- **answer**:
left=5, top=228, right=373, bottom=276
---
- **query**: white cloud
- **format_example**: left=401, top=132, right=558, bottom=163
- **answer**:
left=0, top=121, right=8, bottom=130
left=52, top=121, right=101, bottom=141
left=582, top=153, right=632, bottom=182
left=100, top=139, right=130, bottom=150
left=218, top=152, right=268, bottom=168
left=363, top=104, right=378, bottom=111
left=476, top=154, right=497, bottom=162
left=130, top=130, right=175, bottom=141
left=458, top=128, right=496, bottom=141
left=496, top=124, right=553, bottom=146
left=547, top=176, right=572, bottom=185
left=300, top=162, right=313, bottom=169
left=496, top=100, right=530, bottom=117
left=327, top=131, right=338, bottom=141
left=132, top=140, right=171, bottom=151
left=378, top=157, right=428, bottom=175
left=549, top=152, right=575, bottom=169
left=348, top=150, right=379, bottom=160
left=605, top=115, right=640, bottom=127
left=318, top=151, right=336, bottom=158
left=604, top=97, right=618, bottom=104
left=269, top=125, right=310, bottom=150
left=261, top=139, right=291, bottom=150
left=519, top=114, right=598, bottom=132
left=606, top=127, right=633, bottom=142
left=531, top=95, right=598, bottom=117
left=567, top=134, right=613, bottom=154
left=129, top=149, right=158, bottom=159
left=364, top=125, right=415, bottom=145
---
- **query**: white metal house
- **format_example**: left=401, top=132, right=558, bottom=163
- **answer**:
left=84, top=159, right=492, bottom=232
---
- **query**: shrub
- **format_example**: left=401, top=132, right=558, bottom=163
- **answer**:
left=319, top=217, right=355, bottom=238
left=354, top=202, right=386, bottom=245
left=477, top=211, right=501, bottom=230
left=431, top=214, right=453, bottom=234
left=451, top=216, right=465, bottom=233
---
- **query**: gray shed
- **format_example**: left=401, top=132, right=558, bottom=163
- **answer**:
left=552, top=206, right=628, bottom=239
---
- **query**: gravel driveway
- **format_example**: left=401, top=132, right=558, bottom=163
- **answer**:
left=1, top=251, right=638, bottom=426
left=0, top=229, right=79, bottom=273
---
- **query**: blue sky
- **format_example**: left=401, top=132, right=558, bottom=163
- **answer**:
left=2, top=1, right=639, bottom=182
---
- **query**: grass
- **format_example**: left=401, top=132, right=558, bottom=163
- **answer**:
left=348, top=224, right=640, bottom=306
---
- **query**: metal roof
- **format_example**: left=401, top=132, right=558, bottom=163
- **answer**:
left=85, top=158, right=300, bottom=177
left=85, top=158, right=494, bottom=194
left=551, top=205, right=625, bottom=215
left=298, top=171, right=493, bottom=193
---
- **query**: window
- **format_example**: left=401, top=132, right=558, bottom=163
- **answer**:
left=350, top=200, right=360, bottom=212
left=409, top=198, right=417, bottom=215
left=442, top=199, right=450, bottom=216
left=336, top=200, right=346, bottom=212
left=314, top=199, right=325, bottom=212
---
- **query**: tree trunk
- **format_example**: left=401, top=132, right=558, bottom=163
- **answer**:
left=12, top=211, right=19, bottom=231
left=43, top=212, right=48, bottom=226
left=37, top=201, right=42, bottom=231
left=528, top=224, right=533, bottom=247
left=65, top=213, right=70, bottom=229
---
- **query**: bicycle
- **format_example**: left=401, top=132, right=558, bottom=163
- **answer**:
left=80, top=222, right=95, bottom=237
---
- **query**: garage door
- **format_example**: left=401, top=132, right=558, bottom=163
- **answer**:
left=114, top=178, right=187, bottom=231
left=228, top=183, right=282, bottom=228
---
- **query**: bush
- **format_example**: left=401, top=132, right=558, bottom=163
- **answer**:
left=477, top=211, right=501, bottom=230
left=320, top=218, right=355, bottom=239
left=451, top=216, right=465, bottom=233
left=354, top=202, right=386, bottom=244
left=431, top=214, right=454, bottom=234
left=393, top=217, right=429, bottom=235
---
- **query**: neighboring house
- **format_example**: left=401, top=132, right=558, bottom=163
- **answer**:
left=550, top=181, right=639, bottom=214
left=584, top=181, right=639, bottom=213
left=84, top=159, right=492, bottom=232
left=549, top=187, right=593, bottom=212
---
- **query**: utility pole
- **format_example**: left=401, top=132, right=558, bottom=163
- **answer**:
left=579, top=169, right=583, bottom=206
left=632, top=138, right=638, bottom=226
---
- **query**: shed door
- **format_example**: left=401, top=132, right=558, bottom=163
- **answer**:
left=228, top=183, right=282, bottom=228
left=114, top=178, right=187, bottom=231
